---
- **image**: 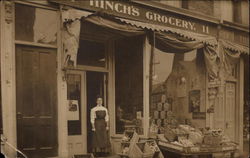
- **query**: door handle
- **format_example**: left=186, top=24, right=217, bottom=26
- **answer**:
left=17, top=112, right=22, bottom=119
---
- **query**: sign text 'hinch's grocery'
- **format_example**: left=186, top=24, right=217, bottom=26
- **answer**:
left=90, top=0, right=208, bottom=33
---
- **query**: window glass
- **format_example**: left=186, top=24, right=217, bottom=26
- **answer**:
left=115, top=36, right=143, bottom=135
left=77, top=39, right=106, bottom=67
left=15, top=3, right=57, bottom=45
left=150, top=49, right=207, bottom=133
left=67, top=74, right=82, bottom=135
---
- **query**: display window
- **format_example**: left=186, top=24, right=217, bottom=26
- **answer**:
left=15, top=3, right=57, bottom=45
left=115, top=36, right=144, bottom=135
left=149, top=48, right=207, bottom=132
left=77, top=39, right=106, bottom=68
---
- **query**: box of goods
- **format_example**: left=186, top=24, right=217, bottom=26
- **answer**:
left=203, top=135, right=222, bottom=146
left=156, top=119, right=162, bottom=126
left=157, top=103, right=163, bottom=111
left=160, top=111, right=166, bottom=119
left=128, top=142, right=154, bottom=158
left=154, top=111, right=159, bottom=119
left=163, top=103, right=170, bottom=111
left=203, top=129, right=223, bottom=146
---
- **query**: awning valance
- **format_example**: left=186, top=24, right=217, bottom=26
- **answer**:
left=118, top=17, right=217, bottom=46
left=219, top=39, right=249, bottom=55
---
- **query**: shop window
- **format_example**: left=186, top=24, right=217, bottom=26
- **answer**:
left=15, top=3, right=57, bottom=45
left=67, top=74, right=82, bottom=135
left=150, top=49, right=207, bottom=132
left=77, top=39, right=106, bottom=67
left=115, top=36, right=143, bottom=135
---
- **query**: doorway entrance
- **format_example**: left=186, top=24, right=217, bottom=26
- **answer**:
left=16, top=45, right=57, bottom=158
left=86, top=71, right=107, bottom=153
left=67, top=71, right=107, bottom=155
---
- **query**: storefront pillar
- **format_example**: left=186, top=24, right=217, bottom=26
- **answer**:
left=57, top=7, right=69, bottom=158
left=143, top=36, right=150, bottom=137
left=237, top=57, right=244, bottom=153
left=0, top=1, right=17, bottom=157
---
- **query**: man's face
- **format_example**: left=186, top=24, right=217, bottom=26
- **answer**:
left=97, top=98, right=103, bottom=105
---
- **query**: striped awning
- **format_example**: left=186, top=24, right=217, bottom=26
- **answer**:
left=117, top=17, right=218, bottom=46
left=220, top=39, right=249, bottom=55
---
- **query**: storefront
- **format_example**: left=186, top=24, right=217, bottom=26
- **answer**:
left=0, top=0, right=248, bottom=158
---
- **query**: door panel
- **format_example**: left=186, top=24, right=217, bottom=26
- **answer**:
left=67, top=72, right=87, bottom=156
left=16, top=45, right=57, bottom=158
left=224, top=82, right=236, bottom=141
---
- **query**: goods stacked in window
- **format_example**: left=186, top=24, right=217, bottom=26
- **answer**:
left=151, top=94, right=175, bottom=134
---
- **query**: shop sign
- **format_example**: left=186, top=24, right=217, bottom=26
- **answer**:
left=50, top=0, right=217, bottom=36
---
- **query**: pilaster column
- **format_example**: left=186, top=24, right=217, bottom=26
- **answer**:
left=0, top=1, right=17, bottom=157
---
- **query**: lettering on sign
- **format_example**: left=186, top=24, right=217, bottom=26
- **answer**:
left=90, top=0, right=140, bottom=16
left=89, top=0, right=211, bottom=34
left=51, top=0, right=218, bottom=35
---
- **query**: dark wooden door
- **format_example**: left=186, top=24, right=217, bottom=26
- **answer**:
left=16, top=45, right=57, bottom=158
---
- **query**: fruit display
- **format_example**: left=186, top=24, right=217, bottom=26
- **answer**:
left=157, top=124, right=237, bottom=153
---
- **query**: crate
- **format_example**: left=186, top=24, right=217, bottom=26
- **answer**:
left=203, top=135, right=222, bottom=146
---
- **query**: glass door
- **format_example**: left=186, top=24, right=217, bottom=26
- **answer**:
left=67, top=71, right=87, bottom=156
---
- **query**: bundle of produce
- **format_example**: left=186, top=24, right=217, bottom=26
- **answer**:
left=178, top=125, right=195, bottom=134
left=188, top=130, right=203, bottom=145
left=177, top=136, right=195, bottom=147
left=164, top=126, right=177, bottom=142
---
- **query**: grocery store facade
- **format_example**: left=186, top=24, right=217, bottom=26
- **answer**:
left=0, top=0, right=249, bottom=157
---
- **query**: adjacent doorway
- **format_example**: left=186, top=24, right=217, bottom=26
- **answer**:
left=16, top=45, right=58, bottom=158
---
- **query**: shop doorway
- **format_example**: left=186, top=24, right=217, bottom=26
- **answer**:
left=67, top=71, right=107, bottom=155
left=86, top=71, right=107, bottom=153
left=16, top=45, right=57, bottom=158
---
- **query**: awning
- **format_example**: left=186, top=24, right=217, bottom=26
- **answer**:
left=61, top=8, right=220, bottom=79
left=61, top=8, right=217, bottom=46
left=118, top=17, right=217, bottom=46
left=219, top=39, right=249, bottom=55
